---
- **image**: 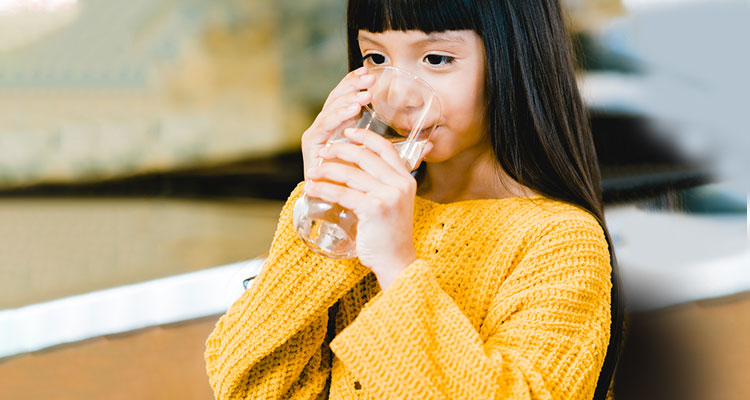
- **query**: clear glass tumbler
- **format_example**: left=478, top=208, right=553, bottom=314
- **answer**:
left=292, top=66, right=442, bottom=259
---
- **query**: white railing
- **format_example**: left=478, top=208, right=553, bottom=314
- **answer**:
left=0, top=258, right=263, bottom=359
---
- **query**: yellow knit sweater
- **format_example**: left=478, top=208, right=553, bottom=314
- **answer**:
left=205, top=182, right=612, bottom=400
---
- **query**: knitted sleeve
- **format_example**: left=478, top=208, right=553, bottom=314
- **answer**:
left=328, top=215, right=612, bottom=400
left=204, top=182, right=371, bottom=399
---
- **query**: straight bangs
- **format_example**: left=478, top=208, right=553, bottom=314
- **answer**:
left=348, top=0, right=478, bottom=34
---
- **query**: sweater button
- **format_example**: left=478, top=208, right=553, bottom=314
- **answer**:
left=354, top=381, right=362, bottom=390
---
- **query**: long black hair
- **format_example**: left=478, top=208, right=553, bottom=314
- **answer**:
left=347, top=1, right=624, bottom=398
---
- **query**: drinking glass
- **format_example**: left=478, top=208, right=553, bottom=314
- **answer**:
left=293, top=66, right=442, bottom=259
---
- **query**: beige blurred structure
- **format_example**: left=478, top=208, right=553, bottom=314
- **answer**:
left=0, top=0, right=320, bottom=189
left=0, top=197, right=283, bottom=309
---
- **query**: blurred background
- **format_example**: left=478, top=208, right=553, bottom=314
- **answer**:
left=0, top=0, right=747, bottom=399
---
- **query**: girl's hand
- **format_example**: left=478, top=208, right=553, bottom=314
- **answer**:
left=304, top=128, right=433, bottom=290
left=301, top=67, right=374, bottom=180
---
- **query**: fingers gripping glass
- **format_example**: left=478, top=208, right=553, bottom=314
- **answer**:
left=293, top=66, right=442, bottom=259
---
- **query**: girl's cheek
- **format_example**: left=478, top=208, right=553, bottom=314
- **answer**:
left=429, top=82, right=450, bottom=101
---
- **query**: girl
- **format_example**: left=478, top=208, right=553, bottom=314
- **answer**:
left=205, top=0, right=623, bottom=399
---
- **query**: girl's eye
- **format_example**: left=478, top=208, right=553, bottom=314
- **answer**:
left=424, top=54, right=455, bottom=66
left=363, top=54, right=387, bottom=65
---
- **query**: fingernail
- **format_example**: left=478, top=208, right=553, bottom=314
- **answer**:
left=354, top=67, right=368, bottom=76
left=360, top=74, right=374, bottom=82
left=356, top=91, right=370, bottom=100
left=347, top=103, right=359, bottom=112
left=344, top=128, right=359, bottom=137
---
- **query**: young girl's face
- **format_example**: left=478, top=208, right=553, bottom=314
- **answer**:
left=358, top=29, right=488, bottom=163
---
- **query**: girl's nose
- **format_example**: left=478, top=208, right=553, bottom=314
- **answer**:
left=384, top=82, right=425, bottom=111
left=370, top=69, right=427, bottom=130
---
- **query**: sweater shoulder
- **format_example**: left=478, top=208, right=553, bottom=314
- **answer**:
left=516, top=197, right=602, bottom=231
left=506, top=197, right=607, bottom=247
left=435, top=195, right=604, bottom=236
left=414, top=195, right=608, bottom=263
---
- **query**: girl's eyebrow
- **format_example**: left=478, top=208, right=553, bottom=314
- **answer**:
left=358, top=32, right=466, bottom=46
left=419, top=32, right=466, bottom=44
left=358, top=35, right=381, bottom=45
